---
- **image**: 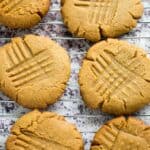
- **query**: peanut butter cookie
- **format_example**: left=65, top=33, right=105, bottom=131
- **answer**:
left=0, top=34, right=70, bottom=109
left=61, top=0, right=143, bottom=42
left=91, top=116, right=150, bottom=150
left=6, top=110, right=84, bottom=150
left=0, top=0, right=50, bottom=28
left=79, top=39, right=150, bottom=115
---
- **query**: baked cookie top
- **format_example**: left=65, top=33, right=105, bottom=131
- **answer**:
left=0, top=34, right=70, bottom=109
left=0, top=0, right=50, bottom=28
left=6, top=110, right=84, bottom=150
left=61, top=0, right=143, bottom=42
left=79, top=39, right=150, bottom=115
left=91, top=116, right=150, bottom=150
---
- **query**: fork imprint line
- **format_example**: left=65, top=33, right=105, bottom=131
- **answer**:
left=5, top=40, right=52, bottom=88
left=74, top=0, right=118, bottom=24
left=15, top=132, right=72, bottom=150
left=98, top=125, right=119, bottom=149
left=15, top=133, right=46, bottom=150
left=0, top=0, right=23, bottom=13
left=91, top=51, right=140, bottom=98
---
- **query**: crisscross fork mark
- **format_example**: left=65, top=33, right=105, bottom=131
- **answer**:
left=91, top=51, right=139, bottom=98
left=74, top=0, right=104, bottom=24
left=91, top=54, right=121, bottom=97
left=89, top=0, right=111, bottom=24
left=75, top=0, right=108, bottom=7
left=6, top=57, right=53, bottom=88
left=5, top=40, right=53, bottom=88
left=15, top=131, right=74, bottom=150
left=75, top=0, right=91, bottom=7
left=7, top=57, right=53, bottom=88
left=89, top=0, right=118, bottom=24
left=105, top=0, right=118, bottom=24
left=15, top=134, right=47, bottom=150
left=5, top=39, right=33, bottom=68
left=96, top=124, right=119, bottom=149
left=0, top=0, right=23, bottom=13
left=74, top=0, right=118, bottom=24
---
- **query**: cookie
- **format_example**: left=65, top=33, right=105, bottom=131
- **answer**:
left=61, top=0, right=143, bottom=42
left=79, top=39, right=150, bottom=115
left=0, top=0, right=50, bottom=28
left=0, top=34, right=70, bottom=109
left=91, top=116, right=150, bottom=150
left=6, top=110, right=84, bottom=150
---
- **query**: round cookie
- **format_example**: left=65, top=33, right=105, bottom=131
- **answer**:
left=0, top=34, right=70, bottom=109
left=61, top=0, right=143, bottom=42
left=6, top=110, right=84, bottom=150
left=91, top=116, right=150, bottom=150
left=0, top=0, right=50, bottom=29
left=79, top=39, right=150, bottom=115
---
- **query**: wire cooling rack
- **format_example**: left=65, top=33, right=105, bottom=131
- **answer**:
left=0, top=0, right=150, bottom=149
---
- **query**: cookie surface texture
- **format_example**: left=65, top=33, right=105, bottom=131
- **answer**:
left=0, top=0, right=50, bottom=28
left=0, top=34, right=70, bottom=109
left=61, top=0, right=143, bottom=42
left=91, top=116, right=150, bottom=150
left=79, top=39, right=150, bottom=115
left=6, top=110, right=84, bottom=150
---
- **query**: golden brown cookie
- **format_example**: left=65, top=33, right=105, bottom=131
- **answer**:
left=0, top=34, right=70, bottom=109
left=0, top=0, right=50, bottom=28
left=6, top=110, right=84, bottom=150
left=61, top=0, right=143, bottom=42
left=91, top=116, right=150, bottom=150
left=79, top=39, right=150, bottom=115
